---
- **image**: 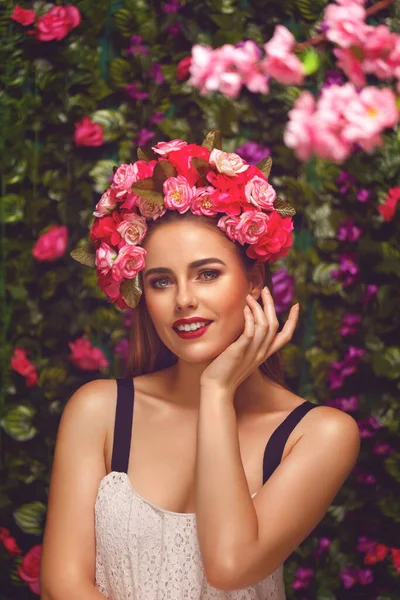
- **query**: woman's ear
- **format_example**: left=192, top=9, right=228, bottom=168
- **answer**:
left=248, top=263, right=266, bottom=298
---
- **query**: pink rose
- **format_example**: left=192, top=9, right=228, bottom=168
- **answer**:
left=163, top=175, right=195, bottom=213
left=235, top=210, right=270, bottom=245
left=112, top=163, right=138, bottom=196
left=17, top=545, right=41, bottom=595
left=111, top=245, right=147, bottom=282
left=191, top=186, right=219, bottom=216
left=152, top=139, right=188, bottom=156
left=136, top=196, right=167, bottom=220
left=218, top=72, right=243, bottom=99
left=74, top=116, right=104, bottom=147
left=324, top=2, right=367, bottom=48
left=284, top=91, right=316, bottom=160
left=95, top=242, right=117, bottom=276
left=176, top=56, right=192, bottom=81
left=35, top=5, right=81, bottom=41
left=217, top=214, right=241, bottom=242
left=10, top=348, right=38, bottom=387
left=32, top=225, right=68, bottom=262
left=209, top=149, right=249, bottom=176
left=188, top=45, right=215, bottom=94
left=69, top=337, right=109, bottom=371
left=244, top=175, right=276, bottom=210
left=0, top=528, right=21, bottom=556
left=10, top=5, right=36, bottom=26
left=93, top=188, right=118, bottom=217
left=116, top=214, right=147, bottom=245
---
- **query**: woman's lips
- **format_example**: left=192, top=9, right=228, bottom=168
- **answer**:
left=173, top=322, right=212, bottom=339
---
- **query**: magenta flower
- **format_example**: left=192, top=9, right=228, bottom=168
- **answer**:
left=362, top=284, right=378, bottom=305
left=162, top=0, right=181, bottom=13
left=313, top=537, right=331, bottom=558
left=326, top=395, right=358, bottom=412
left=149, top=112, right=165, bottom=125
left=339, top=566, right=359, bottom=589
left=357, top=188, right=371, bottom=203
left=136, top=128, right=155, bottom=146
left=271, top=268, right=295, bottom=314
left=292, top=567, right=314, bottom=590
left=357, top=536, right=376, bottom=553
left=337, top=217, right=362, bottom=242
left=236, top=141, right=271, bottom=165
left=373, top=441, right=394, bottom=456
left=337, top=170, right=356, bottom=193
left=331, top=253, right=359, bottom=287
left=124, top=82, right=149, bottom=100
left=148, top=63, right=165, bottom=84
left=357, top=569, right=373, bottom=585
left=355, top=470, right=376, bottom=484
left=323, top=70, right=345, bottom=88
left=126, top=35, right=149, bottom=56
left=328, top=346, right=365, bottom=390
left=340, top=313, right=361, bottom=336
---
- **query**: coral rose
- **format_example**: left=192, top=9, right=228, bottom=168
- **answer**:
left=163, top=175, right=196, bottom=213
left=111, top=245, right=146, bottom=282
left=69, top=337, right=109, bottom=371
left=74, top=116, right=104, bottom=147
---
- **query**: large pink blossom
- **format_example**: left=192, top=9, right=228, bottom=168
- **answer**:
left=263, top=25, right=304, bottom=85
left=283, top=92, right=316, bottom=160
left=191, top=186, right=219, bottom=216
left=324, top=1, right=367, bottom=48
left=235, top=210, right=270, bottom=245
left=35, top=5, right=81, bottom=42
left=334, top=48, right=366, bottom=87
left=116, top=213, right=147, bottom=245
left=244, top=175, right=276, bottom=210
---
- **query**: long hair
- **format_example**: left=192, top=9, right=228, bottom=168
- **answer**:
left=123, top=210, right=289, bottom=389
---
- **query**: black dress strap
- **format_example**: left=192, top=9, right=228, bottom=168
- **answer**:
left=263, top=400, right=318, bottom=484
left=111, top=378, right=135, bottom=473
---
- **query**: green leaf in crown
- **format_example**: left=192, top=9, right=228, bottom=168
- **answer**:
left=70, top=245, right=96, bottom=267
left=274, top=197, right=296, bottom=217
left=202, top=129, right=223, bottom=152
left=256, top=156, right=273, bottom=179
left=121, top=274, right=143, bottom=308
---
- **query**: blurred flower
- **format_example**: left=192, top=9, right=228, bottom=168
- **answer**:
left=357, top=536, right=376, bottom=553
left=313, top=537, right=331, bottom=558
left=74, top=116, right=104, bottom=147
left=167, top=21, right=181, bottom=36
left=149, top=111, right=165, bottom=124
left=331, top=252, right=359, bottom=286
left=114, top=338, right=129, bottom=363
left=291, top=567, right=313, bottom=590
left=326, top=395, right=358, bottom=411
left=337, top=217, right=362, bottom=241
left=136, top=128, right=155, bottom=146
left=235, top=141, right=271, bottom=165
left=271, top=268, right=295, bottom=313
left=372, top=441, right=394, bottom=456
left=263, top=25, right=305, bottom=85
left=17, top=545, right=41, bottom=595
left=10, top=5, right=36, bottom=26
left=148, top=63, right=165, bottom=84
left=357, top=188, right=371, bottom=203
left=337, top=170, right=356, bottom=193
left=340, top=566, right=359, bottom=589
left=377, top=186, right=400, bottom=221
left=340, top=313, right=361, bottom=335
left=124, top=82, right=149, bottom=100
left=323, top=69, right=345, bottom=88
left=328, top=345, right=365, bottom=390
left=32, top=225, right=68, bottom=261
left=68, top=336, right=109, bottom=371
left=0, top=527, right=21, bottom=556
left=176, top=56, right=192, bottom=81
left=10, top=348, right=38, bottom=387
left=126, top=35, right=149, bottom=55
left=357, top=568, right=374, bottom=584
left=324, top=1, right=367, bottom=49
left=35, top=5, right=80, bottom=42
left=163, top=0, right=181, bottom=12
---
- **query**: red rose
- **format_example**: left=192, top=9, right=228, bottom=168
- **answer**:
left=167, top=144, right=210, bottom=186
left=176, top=56, right=192, bottom=81
left=364, top=543, right=390, bottom=564
left=10, top=5, right=36, bottom=26
left=74, top=116, right=104, bottom=147
left=10, top=349, right=38, bottom=387
left=0, top=528, right=21, bottom=556
left=35, top=5, right=80, bottom=41
left=17, top=545, right=41, bottom=595
left=246, top=211, right=294, bottom=263
left=90, top=213, right=122, bottom=247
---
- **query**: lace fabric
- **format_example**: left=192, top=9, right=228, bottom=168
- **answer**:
left=95, top=471, right=286, bottom=600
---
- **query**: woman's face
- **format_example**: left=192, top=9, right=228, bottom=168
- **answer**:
left=141, top=220, right=257, bottom=364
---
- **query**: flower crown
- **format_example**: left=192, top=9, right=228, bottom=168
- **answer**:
left=70, top=130, right=296, bottom=310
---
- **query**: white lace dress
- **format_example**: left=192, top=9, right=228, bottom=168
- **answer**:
left=95, top=471, right=286, bottom=600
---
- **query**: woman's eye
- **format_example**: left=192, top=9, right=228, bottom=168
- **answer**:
left=150, top=270, right=220, bottom=289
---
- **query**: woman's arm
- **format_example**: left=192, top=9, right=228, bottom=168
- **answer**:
left=40, top=380, right=115, bottom=600
left=195, top=387, right=360, bottom=590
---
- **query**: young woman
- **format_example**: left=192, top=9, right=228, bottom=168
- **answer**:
left=40, top=133, right=360, bottom=600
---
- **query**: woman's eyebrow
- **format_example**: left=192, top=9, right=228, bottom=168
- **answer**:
left=143, top=257, right=227, bottom=279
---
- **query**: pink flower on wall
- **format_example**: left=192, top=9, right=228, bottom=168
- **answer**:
left=17, top=544, right=41, bottom=595
left=68, top=337, right=109, bottom=371
left=35, top=5, right=81, bottom=42
left=10, top=5, right=36, bottom=26
left=74, top=116, right=104, bottom=147
left=377, top=186, right=400, bottom=221
left=10, top=349, right=38, bottom=387
left=32, top=225, right=68, bottom=262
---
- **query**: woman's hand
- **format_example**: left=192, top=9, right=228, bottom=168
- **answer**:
left=199, top=287, right=299, bottom=394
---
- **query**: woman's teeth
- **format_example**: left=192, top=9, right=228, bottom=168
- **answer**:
left=176, top=321, right=210, bottom=332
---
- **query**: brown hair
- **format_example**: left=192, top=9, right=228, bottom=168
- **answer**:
left=123, top=211, right=288, bottom=389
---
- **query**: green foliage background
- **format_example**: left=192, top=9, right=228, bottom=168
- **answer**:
left=1, top=0, right=399, bottom=598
